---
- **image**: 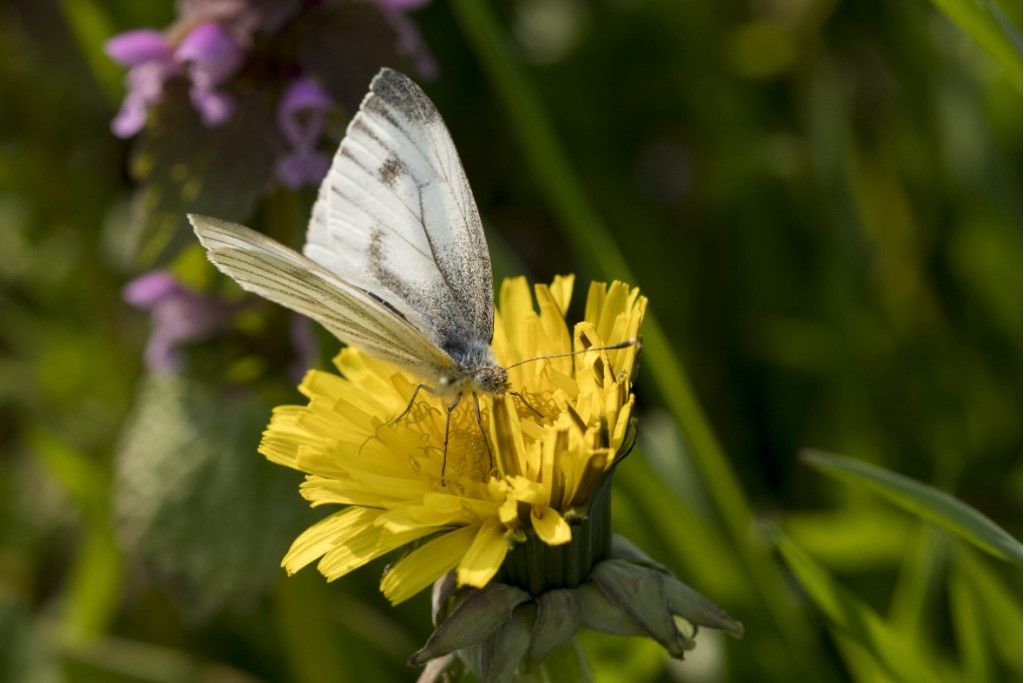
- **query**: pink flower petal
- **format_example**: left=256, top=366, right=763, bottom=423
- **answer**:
left=191, top=87, right=236, bottom=126
left=105, top=29, right=173, bottom=67
left=176, top=22, right=245, bottom=87
left=377, top=0, right=432, bottom=11
left=277, top=77, right=331, bottom=147
left=275, top=148, right=330, bottom=188
left=123, top=271, right=180, bottom=308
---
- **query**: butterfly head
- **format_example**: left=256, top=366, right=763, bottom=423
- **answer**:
left=472, top=364, right=508, bottom=394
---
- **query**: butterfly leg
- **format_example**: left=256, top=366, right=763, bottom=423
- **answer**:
left=391, top=383, right=435, bottom=425
left=508, top=390, right=544, bottom=418
left=471, top=392, right=494, bottom=471
left=440, top=393, right=463, bottom=486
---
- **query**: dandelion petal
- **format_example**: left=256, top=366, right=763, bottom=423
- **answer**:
left=457, top=518, right=509, bottom=587
left=383, top=526, right=479, bottom=604
left=531, top=507, right=571, bottom=546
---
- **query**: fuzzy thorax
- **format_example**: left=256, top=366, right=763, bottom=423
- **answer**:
left=439, top=338, right=508, bottom=395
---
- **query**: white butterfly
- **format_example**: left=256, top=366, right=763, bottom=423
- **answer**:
left=191, top=69, right=632, bottom=468
left=190, top=69, right=509, bottom=438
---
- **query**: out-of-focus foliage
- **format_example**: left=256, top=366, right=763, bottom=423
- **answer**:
left=114, top=373, right=311, bottom=617
left=0, top=0, right=1019, bottom=681
left=802, top=449, right=1022, bottom=564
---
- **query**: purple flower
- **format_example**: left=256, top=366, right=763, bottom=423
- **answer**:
left=377, top=0, right=432, bottom=10
left=175, top=23, right=245, bottom=126
left=275, top=77, right=332, bottom=188
left=106, top=22, right=246, bottom=136
left=124, top=271, right=236, bottom=372
left=106, top=29, right=174, bottom=64
left=106, top=31, right=178, bottom=137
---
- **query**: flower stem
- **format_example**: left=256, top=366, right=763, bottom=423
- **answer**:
left=449, top=1, right=831, bottom=676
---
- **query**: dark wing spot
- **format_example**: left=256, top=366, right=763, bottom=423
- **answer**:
left=368, top=228, right=420, bottom=308
left=378, top=153, right=406, bottom=189
left=369, top=68, right=438, bottom=124
left=366, top=228, right=463, bottom=351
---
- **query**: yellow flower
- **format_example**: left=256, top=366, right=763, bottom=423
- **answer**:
left=260, top=276, right=646, bottom=604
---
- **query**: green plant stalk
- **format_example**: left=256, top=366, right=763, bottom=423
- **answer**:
left=59, top=0, right=123, bottom=106
left=926, top=0, right=1022, bottom=83
left=275, top=573, right=357, bottom=683
left=522, top=640, right=593, bottom=682
left=948, top=560, right=993, bottom=682
left=448, top=0, right=827, bottom=672
left=29, top=426, right=123, bottom=643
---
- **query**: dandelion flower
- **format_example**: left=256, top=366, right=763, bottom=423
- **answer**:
left=260, top=275, right=645, bottom=604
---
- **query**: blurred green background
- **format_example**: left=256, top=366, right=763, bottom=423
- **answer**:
left=0, top=0, right=1020, bottom=681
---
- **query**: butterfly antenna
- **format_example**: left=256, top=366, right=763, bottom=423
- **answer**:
left=504, top=338, right=639, bottom=370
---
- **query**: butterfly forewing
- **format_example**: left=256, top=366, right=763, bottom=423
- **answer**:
left=304, top=68, right=494, bottom=357
left=189, top=214, right=459, bottom=378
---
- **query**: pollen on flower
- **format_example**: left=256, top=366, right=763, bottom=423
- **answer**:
left=259, top=275, right=647, bottom=604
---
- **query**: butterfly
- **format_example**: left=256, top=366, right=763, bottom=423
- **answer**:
left=190, top=68, right=631, bottom=475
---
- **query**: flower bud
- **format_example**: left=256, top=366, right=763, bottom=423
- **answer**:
left=412, top=534, right=742, bottom=679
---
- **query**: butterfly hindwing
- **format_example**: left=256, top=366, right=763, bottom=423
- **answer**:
left=189, top=214, right=459, bottom=378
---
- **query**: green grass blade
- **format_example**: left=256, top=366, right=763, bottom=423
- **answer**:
left=887, top=526, right=946, bottom=638
left=58, top=0, right=122, bottom=105
left=782, top=506, right=914, bottom=571
left=948, top=556, right=995, bottom=682
left=801, top=450, right=1023, bottom=565
left=769, top=525, right=946, bottom=683
left=926, top=0, right=1022, bottom=81
left=615, top=450, right=748, bottom=602
left=448, top=3, right=830, bottom=675
left=29, top=427, right=123, bottom=642
left=952, top=546, right=1023, bottom=670
left=523, top=640, right=592, bottom=683
left=275, top=573, right=362, bottom=683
